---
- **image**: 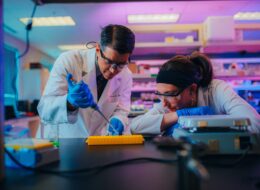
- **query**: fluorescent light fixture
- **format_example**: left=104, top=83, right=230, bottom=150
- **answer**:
left=234, top=12, right=260, bottom=20
left=58, top=44, right=85, bottom=51
left=127, top=14, right=180, bottom=24
left=20, top=16, right=76, bottom=26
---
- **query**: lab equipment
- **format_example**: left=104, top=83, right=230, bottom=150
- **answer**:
left=4, top=124, right=59, bottom=168
left=173, top=115, right=260, bottom=154
left=178, top=115, right=250, bottom=130
left=5, top=138, right=59, bottom=168
left=153, top=135, right=209, bottom=190
left=86, top=135, right=144, bottom=145
left=176, top=106, right=214, bottom=117
left=40, top=121, right=61, bottom=147
left=93, top=105, right=118, bottom=135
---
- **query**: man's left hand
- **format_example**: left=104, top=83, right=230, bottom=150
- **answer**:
left=108, top=118, right=124, bottom=136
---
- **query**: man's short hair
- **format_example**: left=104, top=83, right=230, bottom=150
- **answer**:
left=100, top=24, right=135, bottom=54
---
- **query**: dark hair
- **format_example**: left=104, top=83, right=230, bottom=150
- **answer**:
left=156, top=51, right=213, bottom=88
left=100, top=24, right=135, bottom=54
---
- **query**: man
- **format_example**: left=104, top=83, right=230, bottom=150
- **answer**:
left=37, top=24, right=135, bottom=138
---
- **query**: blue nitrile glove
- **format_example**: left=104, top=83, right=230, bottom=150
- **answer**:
left=164, top=123, right=180, bottom=136
left=108, top=118, right=124, bottom=136
left=176, top=106, right=214, bottom=117
left=67, top=73, right=95, bottom=108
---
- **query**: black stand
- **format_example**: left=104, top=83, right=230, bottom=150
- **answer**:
left=177, top=144, right=209, bottom=190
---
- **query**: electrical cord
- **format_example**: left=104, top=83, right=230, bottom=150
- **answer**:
left=4, top=147, right=177, bottom=175
left=201, top=146, right=251, bottom=168
left=12, top=54, right=19, bottom=116
left=12, top=2, right=37, bottom=115
left=17, top=3, right=37, bottom=59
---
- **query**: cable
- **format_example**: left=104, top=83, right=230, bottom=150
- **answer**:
left=201, top=146, right=251, bottom=168
left=13, top=3, right=37, bottom=115
left=4, top=147, right=177, bottom=175
left=17, top=3, right=37, bottom=59
left=12, top=53, right=19, bottom=116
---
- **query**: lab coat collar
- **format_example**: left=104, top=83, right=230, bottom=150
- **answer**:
left=98, top=74, right=121, bottom=105
left=85, top=48, right=121, bottom=105
left=85, top=49, right=98, bottom=103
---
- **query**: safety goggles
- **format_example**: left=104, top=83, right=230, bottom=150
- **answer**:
left=154, top=88, right=184, bottom=101
left=100, top=49, right=129, bottom=70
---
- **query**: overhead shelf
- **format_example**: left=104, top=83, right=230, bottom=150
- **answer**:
left=132, top=74, right=156, bottom=79
left=135, top=41, right=202, bottom=48
left=130, top=23, right=260, bottom=54
left=215, top=75, right=260, bottom=81
left=133, top=74, right=260, bottom=81
left=131, top=85, right=260, bottom=92
left=131, top=87, right=156, bottom=92
left=233, top=85, right=260, bottom=91
left=131, top=85, right=260, bottom=93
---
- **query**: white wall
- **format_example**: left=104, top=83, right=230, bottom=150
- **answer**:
left=4, top=33, right=54, bottom=101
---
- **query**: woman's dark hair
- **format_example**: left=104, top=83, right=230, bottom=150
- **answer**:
left=100, top=24, right=135, bottom=54
left=156, top=51, right=213, bottom=88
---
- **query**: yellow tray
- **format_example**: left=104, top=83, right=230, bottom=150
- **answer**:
left=5, top=138, right=54, bottom=150
left=86, top=135, right=144, bottom=145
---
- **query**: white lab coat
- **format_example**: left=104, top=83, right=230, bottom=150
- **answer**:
left=130, top=79, right=260, bottom=134
left=37, top=49, right=132, bottom=138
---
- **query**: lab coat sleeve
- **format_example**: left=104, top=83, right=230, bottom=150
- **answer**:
left=213, top=80, right=260, bottom=133
left=37, top=51, right=80, bottom=124
left=110, top=69, right=133, bottom=132
left=130, top=103, right=165, bottom=134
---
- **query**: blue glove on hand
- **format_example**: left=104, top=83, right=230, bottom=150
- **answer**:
left=164, top=123, right=180, bottom=136
left=176, top=106, right=214, bottom=117
left=67, top=73, right=95, bottom=108
left=164, top=106, right=214, bottom=136
left=108, top=118, right=124, bottom=136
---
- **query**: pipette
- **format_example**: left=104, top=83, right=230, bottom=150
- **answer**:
left=91, top=104, right=119, bottom=135
left=64, top=68, right=118, bottom=135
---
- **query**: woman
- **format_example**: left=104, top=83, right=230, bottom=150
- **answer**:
left=130, top=52, right=260, bottom=135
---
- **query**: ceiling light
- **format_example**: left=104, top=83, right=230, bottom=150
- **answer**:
left=234, top=12, right=260, bottom=20
left=20, top=16, right=76, bottom=26
left=58, top=44, right=85, bottom=51
left=127, top=14, right=180, bottom=24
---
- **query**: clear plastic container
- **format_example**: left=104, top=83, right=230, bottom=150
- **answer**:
left=40, top=121, right=60, bottom=147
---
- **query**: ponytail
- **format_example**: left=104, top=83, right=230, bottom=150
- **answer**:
left=156, top=52, right=213, bottom=89
left=189, top=51, right=213, bottom=87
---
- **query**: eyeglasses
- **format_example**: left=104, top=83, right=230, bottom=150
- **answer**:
left=154, top=89, right=184, bottom=101
left=99, top=49, right=129, bottom=70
